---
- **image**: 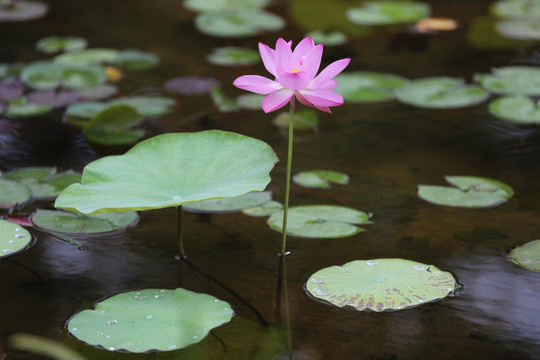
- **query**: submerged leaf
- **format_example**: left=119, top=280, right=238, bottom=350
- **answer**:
left=67, top=288, right=234, bottom=352
left=306, top=258, right=457, bottom=311
left=418, top=175, right=514, bottom=208
left=55, top=130, right=277, bottom=214
left=0, top=219, right=32, bottom=258
left=267, top=205, right=371, bottom=238
left=509, top=240, right=540, bottom=271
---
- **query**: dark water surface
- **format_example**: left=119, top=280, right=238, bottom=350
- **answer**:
left=2, top=1, right=540, bottom=359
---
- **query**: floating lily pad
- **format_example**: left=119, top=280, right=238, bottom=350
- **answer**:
left=306, top=259, right=457, bottom=312
left=65, top=101, right=107, bottom=126
left=335, top=71, right=409, bottom=103
left=6, top=97, right=52, bottom=118
left=0, top=220, right=32, bottom=258
left=237, top=94, right=264, bottom=110
left=207, top=47, right=260, bottom=66
left=0, top=178, right=31, bottom=208
left=164, top=76, right=220, bottom=95
left=21, top=62, right=107, bottom=90
left=54, top=48, right=118, bottom=66
left=242, top=200, right=283, bottom=217
left=496, top=20, right=540, bottom=40
left=306, top=30, right=347, bottom=46
left=475, top=66, right=540, bottom=96
left=418, top=175, right=514, bottom=208
left=488, top=95, right=540, bottom=124
left=83, top=105, right=145, bottom=145
left=394, top=77, right=489, bottom=108
left=509, top=240, right=540, bottom=271
left=491, top=0, right=540, bottom=19
left=293, top=170, right=349, bottom=189
left=55, top=130, right=277, bottom=214
left=35, top=36, right=88, bottom=54
left=0, top=78, right=24, bottom=101
left=67, top=288, right=234, bottom=352
left=346, top=1, right=431, bottom=26
left=32, top=209, right=138, bottom=234
left=272, top=109, right=318, bottom=131
left=267, top=205, right=371, bottom=238
left=211, top=86, right=239, bottom=112
left=195, top=10, right=285, bottom=38
left=184, top=0, right=270, bottom=12
left=109, top=96, right=175, bottom=117
left=75, top=84, right=118, bottom=100
left=112, top=50, right=159, bottom=71
left=0, top=0, right=48, bottom=22
left=3, top=167, right=81, bottom=199
left=183, top=191, right=271, bottom=213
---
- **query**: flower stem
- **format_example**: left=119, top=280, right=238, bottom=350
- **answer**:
left=280, top=104, right=294, bottom=255
left=177, top=205, right=186, bottom=259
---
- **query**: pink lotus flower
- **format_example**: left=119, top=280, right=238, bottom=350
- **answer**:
left=233, top=37, right=350, bottom=113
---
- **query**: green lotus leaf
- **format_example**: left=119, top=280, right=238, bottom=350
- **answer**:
left=242, top=200, right=283, bottom=217
left=35, top=36, right=88, bottom=54
left=418, top=175, right=514, bottom=208
left=509, top=240, right=540, bottom=271
left=74, top=84, right=118, bottom=100
left=112, top=50, right=159, bottom=71
left=272, top=109, right=318, bottom=131
left=488, top=95, right=540, bottom=124
left=0, top=220, right=32, bottom=258
left=395, top=77, right=489, bottom=108
left=3, top=167, right=81, bottom=199
left=491, top=0, right=540, bottom=19
left=0, top=178, right=31, bottom=208
left=496, top=19, right=540, bottom=40
left=184, top=0, right=270, bottom=12
left=207, top=47, right=260, bottom=66
left=108, top=96, right=175, bottom=117
left=6, top=97, right=52, bottom=117
left=32, top=209, right=138, bottom=235
left=346, top=1, right=431, bottom=26
left=475, top=66, right=540, bottom=95
left=306, top=30, right=347, bottom=46
left=65, top=101, right=108, bottom=126
left=83, top=105, right=145, bottom=145
left=67, top=288, right=234, bottom=352
left=3, top=166, right=56, bottom=182
left=21, top=62, right=107, bottom=90
left=55, top=130, right=277, bottom=214
left=54, top=48, right=118, bottom=66
left=237, top=94, right=264, bottom=110
left=0, top=1, right=48, bottom=22
left=293, top=170, right=349, bottom=189
left=183, top=191, right=271, bottom=213
left=211, top=86, right=239, bottom=112
left=267, top=205, right=371, bottom=238
left=335, top=71, right=409, bottom=103
left=195, top=10, right=285, bottom=38
left=306, top=259, right=457, bottom=311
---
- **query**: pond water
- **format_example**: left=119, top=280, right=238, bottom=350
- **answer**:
left=2, top=0, right=540, bottom=359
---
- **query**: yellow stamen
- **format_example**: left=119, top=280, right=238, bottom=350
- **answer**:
left=292, top=68, right=300, bottom=73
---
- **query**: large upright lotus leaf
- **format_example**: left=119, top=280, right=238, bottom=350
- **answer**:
left=32, top=209, right=139, bottom=235
left=488, top=95, right=540, bottom=124
left=0, top=178, right=31, bottom=208
left=394, top=77, right=489, bottom=108
left=54, top=48, right=118, bottom=66
left=306, top=259, right=457, bottom=312
left=335, top=71, right=409, bottom=103
left=267, top=205, right=371, bottom=238
left=346, top=1, right=431, bottom=26
left=417, top=175, right=514, bottom=208
left=35, top=36, right=88, bottom=54
left=0, top=220, right=32, bottom=258
left=21, top=62, right=107, bottom=90
left=67, top=288, right=234, bottom=352
left=55, top=130, right=277, bottom=214
left=509, top=240, right=540, bottom=271
left=183, top=191, right=271, bottom=213
left=195, top=10, right=285, bottom=38
left=475, top=66, right=540, bottom=95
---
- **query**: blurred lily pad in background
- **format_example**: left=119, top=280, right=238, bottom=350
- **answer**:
left=336, top=71, right=409, bottom=103
left=346, top=1, right=431, bottom=26
left=509, top=240, right=540, bottom=272
left=488, top=95, right=540, bottom=124
left=293, top=170, right=349, bottom=189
